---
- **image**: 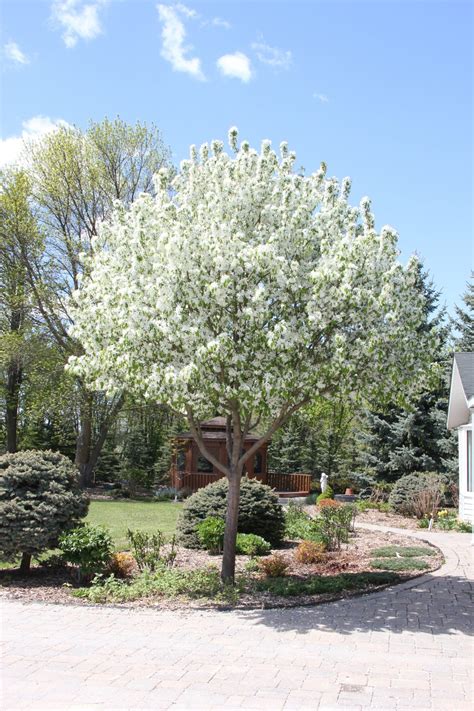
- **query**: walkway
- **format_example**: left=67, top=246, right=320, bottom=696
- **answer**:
left=1, top=526, right=472, bottom=710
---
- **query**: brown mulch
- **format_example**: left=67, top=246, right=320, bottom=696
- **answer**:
left=0, top=527, right=442, bottom=610
left=351, top=509, right=422, bottom=530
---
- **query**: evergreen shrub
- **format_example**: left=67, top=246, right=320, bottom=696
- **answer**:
left=0, top=450, right=88, bottom=572
left=177, top=477, right=285, bottom=548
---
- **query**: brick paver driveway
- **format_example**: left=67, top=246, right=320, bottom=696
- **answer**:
left=1, top=525, right=472, bottom=711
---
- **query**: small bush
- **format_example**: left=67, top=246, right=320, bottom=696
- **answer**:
left=295, top=540, right=326, bottom=564
left=388, top=472, right=446, bottom=516
left=127, top=529, right=176, bottom=570
left=177, top=477, right=285, bottom=548
left=284, top=503, right=313, bottom=540
left=197, top=517, right=225, bottom=554
left=108, top=552, right=136, bottom=578
left=259, top=553, right=289, bottom=577
left=59, top=524, right=113, bottom=580
left=371, top=558, right=430, bottom=572
left=418, top=517, right=430, bottom=528
left=456, top=520, right=473, bottom=533
left=0, top=450, right=89, bottom=572
left=316, top=485, right=334, bottom=504
left=371, top=546, right=435, bottom=558
left=318, top=499, right=341, bottom=509
left=312, top=503, right=354, bottom=550
left=235, top=533, right=271, bottom=556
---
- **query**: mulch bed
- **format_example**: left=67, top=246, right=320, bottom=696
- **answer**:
left=0, top=527, right=443, bottom=610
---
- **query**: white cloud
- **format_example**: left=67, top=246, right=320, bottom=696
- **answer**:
left=3, top=41, right=30, bottom=65
left=157, top=4, right=205, bottom=80
left=51, top=0, right=108, bottom=48
left=314, top=93, right=329, bottom=103
left=252, top=41, right=292, bottom=70
left=217, top=52, right=252, bottom=82
left=173, top=3, right=197, bottom=19
left=0, top=116, right=69, bottom=168
left=208, top=17, right=231, bottom=30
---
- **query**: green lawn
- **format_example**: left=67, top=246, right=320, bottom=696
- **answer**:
left=86, top=499, right=182, bottom=550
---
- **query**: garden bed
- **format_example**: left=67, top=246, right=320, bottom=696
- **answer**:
left=0, top=528, right=443, bottom=610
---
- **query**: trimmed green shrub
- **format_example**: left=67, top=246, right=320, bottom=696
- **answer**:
left=59, top=524, right=113, bottom=579
left=316, top=485, right=334, bottom=504
left=235, top=533, right=271, bottom=556
left=197, top=517, right=225, bottom=554
left=177, top=477, right=285, bottom=548
left=388, top=472, right=446, bottom=516
left=0, top=450, right=89, bottom=572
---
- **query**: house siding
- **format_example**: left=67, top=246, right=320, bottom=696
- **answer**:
left=458, top=420, right=474, bottom=522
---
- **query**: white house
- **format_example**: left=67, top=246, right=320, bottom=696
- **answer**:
left=447, top=352, right=473, bottom=521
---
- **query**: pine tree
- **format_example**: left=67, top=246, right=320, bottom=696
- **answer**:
left=452, top=272, right=474, bottom=351
left=359, top=264, right=457, bottom=482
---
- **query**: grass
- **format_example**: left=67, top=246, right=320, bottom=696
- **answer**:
left=371, top=545, right=436, bottom=558
left=86, top=499, right=182, bottom=550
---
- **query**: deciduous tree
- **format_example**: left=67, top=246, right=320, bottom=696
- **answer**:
left=69, top=129, right=436, bottom=581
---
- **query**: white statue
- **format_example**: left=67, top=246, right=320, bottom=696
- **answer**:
left=320, top=472, right=328, bottom=493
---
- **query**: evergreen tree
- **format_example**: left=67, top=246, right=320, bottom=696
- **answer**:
left=359, top=264, right=457, bottom=481
left=452, top=272, right=474, bottom=351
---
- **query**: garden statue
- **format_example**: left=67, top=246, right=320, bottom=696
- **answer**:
left=320, top=472, right=328, bottom=493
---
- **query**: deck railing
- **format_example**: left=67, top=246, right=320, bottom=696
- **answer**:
left=170, top=467, right=311, bottom=495
left=267, top=471, right=312, bottom=494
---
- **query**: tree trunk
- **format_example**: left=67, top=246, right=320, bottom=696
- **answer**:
left=6, top=358, right=22, bottom=453
left=75, top=391, right=93, bottom=488
left=20, top=552, right=31, bottom=574
left=221, top=466, right=242, bottom=583
left=75, top=390, right=125, bottom=488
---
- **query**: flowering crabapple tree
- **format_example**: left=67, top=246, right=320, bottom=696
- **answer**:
left=68, top=127, right=437, bottom=582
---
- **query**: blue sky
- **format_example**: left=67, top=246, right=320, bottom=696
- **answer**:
left=1, top=0, right=472, bottom=316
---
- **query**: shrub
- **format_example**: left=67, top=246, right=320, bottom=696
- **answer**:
left=284, top=503, right=313, bottom=539
left=295, top=540, right=326, bottom=564
left=235, top=533, right=271, bottom=556
left=456, top=520, right=473, bottom=533
left=318, top=499, right=341, bottom=509
left=59, top=524, right=113, bottom=580
left=371, top=558, right=430, bottom=572
left=388, top=472, right=446, bottom=516
left=109, top=552, right=136, bottom=578
left=127, top=529, right=176, bottom=570
left=312, top=503, right=355, bottom=550
left=177, top=477, right=285, bottom=548
left=197, top=517, right=225, bottom=554
left=316, top=485, right=334, bottom=504
left=0, top=450, right=89, bottom=572
left=411, top=486, right=443, bottom=519
left=259, top=553, right=289, bottom=577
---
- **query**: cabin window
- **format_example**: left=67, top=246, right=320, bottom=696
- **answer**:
left=467, top=430, right=473, bottom=493
left=254, top=452, right=263, bottom=475
left=176, top=450, right=186, bottom=472
left=197, top=455, right=213, bottom=473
